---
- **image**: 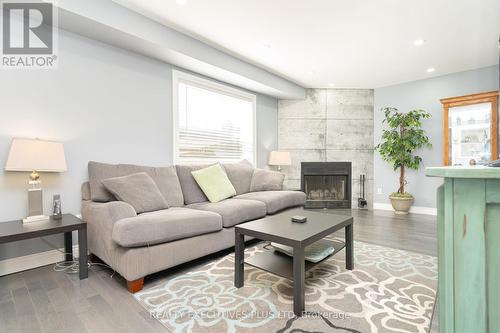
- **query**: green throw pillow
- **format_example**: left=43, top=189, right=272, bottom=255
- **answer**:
left=191, top=164, right=237, bottom=203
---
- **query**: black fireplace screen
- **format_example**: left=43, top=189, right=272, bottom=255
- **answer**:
left=304, top=175, right=348, bottom=201
left=301, top=162, right=352, bottom=209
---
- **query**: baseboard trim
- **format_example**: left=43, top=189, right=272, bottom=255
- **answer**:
left=0, top=245, right=79, bottom=277
left=373, top=202, right=437, bottom=216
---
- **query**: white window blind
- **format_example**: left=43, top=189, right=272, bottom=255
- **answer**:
left=174, top=72, right=256, bottom=164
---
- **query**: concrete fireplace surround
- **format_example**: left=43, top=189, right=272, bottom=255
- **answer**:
left=278, top=88, right=374, bottom=209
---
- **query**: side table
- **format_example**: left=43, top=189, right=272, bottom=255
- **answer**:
left=0, top=214, right=88, bottom=279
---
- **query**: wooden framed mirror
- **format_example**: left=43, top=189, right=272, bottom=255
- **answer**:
left=441, top=91, right=499, bottom=166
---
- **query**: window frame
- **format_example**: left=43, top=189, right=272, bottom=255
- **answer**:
left=172, top=70, right=257, bottom=165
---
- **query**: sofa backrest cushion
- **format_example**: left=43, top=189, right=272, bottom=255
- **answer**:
left=250, top=169, right=285, bottom=192
left=88, top=161, right=184, bottom=206
left=102, top=172, right=169, bottom=214
left=222, top=159, right=254, bottom=195
left=176, top=164, right=211, bottom=205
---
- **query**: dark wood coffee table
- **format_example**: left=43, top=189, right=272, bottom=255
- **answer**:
left=234, top=208, right=353, bottom=316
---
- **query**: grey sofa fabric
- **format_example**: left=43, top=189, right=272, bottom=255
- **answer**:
left=112, top=207, right=222, bottom=247
left=88, top=161, right=184, bottom=207
left=234, top=190, right=306, bottom=214
left=82, top=200, right=137, bottom=272
left=176, top=164, right=212, bottom=204
left=250, top=169, right=285, bottom=192
left=187, top=198, right=266, bottom=228
left=102, top=172, right=168, bottom=214
left=81, top=181, right=91, bottom=201
left=112, top=228, right=241, bottom=282
left=83, top=197, right=245, bottom=282
left=222, top=160, right=254, bottom=195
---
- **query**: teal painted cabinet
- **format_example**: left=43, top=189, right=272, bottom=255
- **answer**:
left=427, top=167, right=500, bottom=333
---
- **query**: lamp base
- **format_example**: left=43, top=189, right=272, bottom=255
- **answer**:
left=23, top=215, right=49, bottom=224
left=26, top=186, right=45, bottom=224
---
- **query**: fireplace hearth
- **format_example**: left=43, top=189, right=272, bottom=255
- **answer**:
left=301, top=162, right=352, bottom=209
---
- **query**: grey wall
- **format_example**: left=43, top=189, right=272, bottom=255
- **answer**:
left=0, top=29, right=278, bottom=261
left=256, top=94, right=279, bottom=167
left=278, top=89, right=374, bottom=208
left=374, top=65, right=499, bottom=208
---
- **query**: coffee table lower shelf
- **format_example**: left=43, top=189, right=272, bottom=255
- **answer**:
left=245, top=239, right=345, bottom=280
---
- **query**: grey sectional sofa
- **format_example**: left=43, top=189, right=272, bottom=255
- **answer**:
left=81, top=160, right=306, bottom=292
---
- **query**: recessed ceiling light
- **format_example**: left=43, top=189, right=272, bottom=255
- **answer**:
left=176, top=0, right=187, bottom=5
left=329, top=83, right=335, bottom=87
left=426, top=67, right=435, bottom=73
left=413, top=39, right=425, bottom=47
left=307, top=70, right=315, bottom=75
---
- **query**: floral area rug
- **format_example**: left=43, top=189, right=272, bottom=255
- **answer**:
left=134, top=239, right=437, bottom=333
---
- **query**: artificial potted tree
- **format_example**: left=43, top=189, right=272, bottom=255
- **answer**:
left=376, top=107, right=432, bottom=214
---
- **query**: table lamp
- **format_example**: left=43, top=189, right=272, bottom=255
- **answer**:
left=268, top=151, right=291, bottom=171
left=5, top=138, right=67, bottom=223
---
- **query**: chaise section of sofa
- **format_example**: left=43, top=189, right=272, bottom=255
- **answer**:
left=82, top=183, right=235, bottom=292
left=81, top=160, right=306, bottom=293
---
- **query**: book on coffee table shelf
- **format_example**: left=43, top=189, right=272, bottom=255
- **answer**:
left=270, top=239, right=336, bottom=263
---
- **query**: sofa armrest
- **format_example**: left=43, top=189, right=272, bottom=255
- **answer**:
left=82, top=200, right=137, bottom=263
left=82, top=200, right=137, bottom=224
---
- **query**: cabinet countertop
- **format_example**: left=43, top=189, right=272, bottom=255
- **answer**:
left=426, top=166, right=500, bottom=178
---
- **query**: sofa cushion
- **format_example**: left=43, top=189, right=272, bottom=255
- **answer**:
left=102, top=172, right=168, bottom=214
left=191, top=164, right=237, bottom=203
left=88, top=161, right=184, bottom=206
left=234, top=191, right=306, bottom=214
left=187, top=198, right=266, bottom=228
left=222, top=160, right=254, bottom=195
left=176, top=164, right=212, bottom=205
left=112, top=207, right=222, bottom=247
left=250, top=169, right=285, bottom=192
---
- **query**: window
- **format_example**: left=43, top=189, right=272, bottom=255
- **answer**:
left=173, top=71, right=256, bottom=164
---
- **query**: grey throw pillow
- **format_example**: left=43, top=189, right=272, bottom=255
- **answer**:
left=102, top=172, right=168, bottom=214
left=88, top=161, right=184, bottom=206
left=250, top=169, right=285, bottom=192
left=223, top=159, right=255, bottom=195
left=176, top=164, right=213, bottom=204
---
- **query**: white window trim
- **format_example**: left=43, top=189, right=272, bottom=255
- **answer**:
left=172, top=70, right=257, bottom=165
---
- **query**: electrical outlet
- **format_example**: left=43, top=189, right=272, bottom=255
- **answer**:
left=377, top=188, right=383, bottom=195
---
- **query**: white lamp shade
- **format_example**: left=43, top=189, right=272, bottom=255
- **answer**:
left=5, top=138, right=67, bottom=172
left=268, top=151, right=291, bottom=166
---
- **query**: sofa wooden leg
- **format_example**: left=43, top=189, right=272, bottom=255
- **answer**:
left=127, top=278, right=144, bottom=293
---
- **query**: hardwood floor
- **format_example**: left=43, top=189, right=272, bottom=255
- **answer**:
left=325, top=208, right=437, bottom=256
left=0, top=209, right=438, bottom=333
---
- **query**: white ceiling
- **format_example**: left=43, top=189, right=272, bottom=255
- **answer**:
left=112, top=0, right=500, bottom=89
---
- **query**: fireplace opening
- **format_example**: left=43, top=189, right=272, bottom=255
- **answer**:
left=304, top=175, right=348, bottom=201
left=301, top=162, right=352, bottom=209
